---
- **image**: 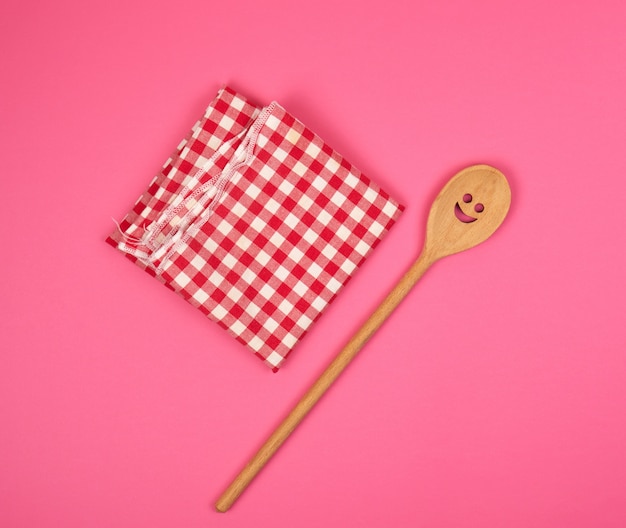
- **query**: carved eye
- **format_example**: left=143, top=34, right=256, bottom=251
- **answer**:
left=474, top=203, right=484, bottom=213
left=463, top=194, right=472, bottom=203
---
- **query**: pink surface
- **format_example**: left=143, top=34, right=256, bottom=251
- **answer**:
left=1, top=1, right=625, bottom=526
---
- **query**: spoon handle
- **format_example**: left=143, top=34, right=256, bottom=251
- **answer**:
left=215, top=251, right=434, bottom=512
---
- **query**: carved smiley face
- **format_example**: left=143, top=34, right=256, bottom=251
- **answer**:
left=454, top=193, right=484, bottom=223
left=423, top=164, right=511, bottom=260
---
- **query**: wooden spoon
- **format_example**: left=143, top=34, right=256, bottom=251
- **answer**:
left=215, top=164, right=512, bottom=512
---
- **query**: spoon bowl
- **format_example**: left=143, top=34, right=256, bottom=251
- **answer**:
left=424, top=164, right=511, bottom=262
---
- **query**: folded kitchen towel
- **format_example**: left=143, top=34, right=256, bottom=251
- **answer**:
left=107, top=86, right=404, bottom=370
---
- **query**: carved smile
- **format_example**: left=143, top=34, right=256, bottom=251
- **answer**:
left=454, top=202, right=477, bottom=223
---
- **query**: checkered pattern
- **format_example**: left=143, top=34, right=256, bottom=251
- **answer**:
left=107, top=86, right=404, bottom=370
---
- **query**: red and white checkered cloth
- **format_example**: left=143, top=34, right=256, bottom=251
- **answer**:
left=107, top=87, right=404, bottom=370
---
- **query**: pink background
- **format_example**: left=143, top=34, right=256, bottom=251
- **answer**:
left=2, top=0, right=625, bottom=526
